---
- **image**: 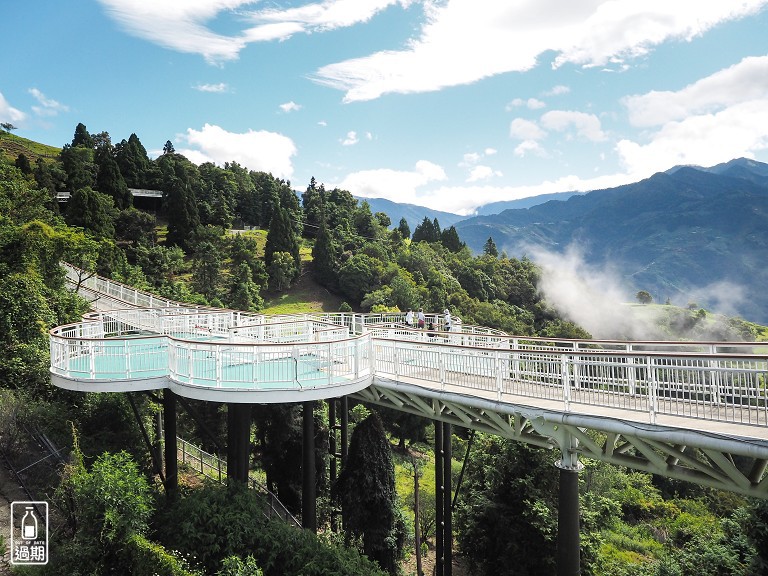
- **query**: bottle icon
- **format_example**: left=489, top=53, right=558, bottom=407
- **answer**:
left=21, top=507, right=38, bottom=540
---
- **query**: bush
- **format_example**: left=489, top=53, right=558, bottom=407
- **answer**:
left=158, top=483, right=388, bottom=576
left=126, top=533, right=199, bottom=576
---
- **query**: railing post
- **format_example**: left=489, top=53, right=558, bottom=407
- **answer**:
left=708, top=345, right=721, bottom=403
left=124, top=340, right=131, bottom=378
left=512, top=338, right=520, bottom=382
left=572, top=343, right=580, bottom=389
left=627, top=344, right=637, bottom=395
left=89, top=343, right=96, bottom=379
left=354, top=339, right=360, bottom=379
left=647, top=356, right=658, bottom=424
left=188, top=346, right=194, bottom=385
left=215, top=346, right=222, bottom=388
left=439, top=349, right=446, bottom=391
left=561, top=355, right=571, bottom=411
left=292, top=348, right=300, bottom=389
left=496, top=351, right=503, bottom=401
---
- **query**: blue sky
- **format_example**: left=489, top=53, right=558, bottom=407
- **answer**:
left=2, top=0, right=768, bottom=215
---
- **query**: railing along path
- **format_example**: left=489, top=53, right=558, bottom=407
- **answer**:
left=53, top=264, right=768, bottom=432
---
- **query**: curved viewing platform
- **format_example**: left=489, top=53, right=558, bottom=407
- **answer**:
left=50, top=307, right=374, bottom=403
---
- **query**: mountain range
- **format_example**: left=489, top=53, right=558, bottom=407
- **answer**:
left=365, top=158, right=768, bottom=324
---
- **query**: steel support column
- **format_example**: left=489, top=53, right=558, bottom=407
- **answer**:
left=227, top=403, right=251, bottom=483
left=435, top=421, right=453, bottom=576
left=435, top=420, right=444, bottom=576
left=556, top=433, right=583, bottom=576
left=328, top=396, right=350, bottom=532
left=303, top=401, right=317, bottom=532
left=163, top=390, right=178, bottom=500
left=442, top=422, right=453, bottom=576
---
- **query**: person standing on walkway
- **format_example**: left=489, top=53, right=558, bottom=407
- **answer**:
left=405, top=308, right=414, bottom=327
left=444, top=309, right=452, bottom=332
left=417, top=308, right=426, bottom=329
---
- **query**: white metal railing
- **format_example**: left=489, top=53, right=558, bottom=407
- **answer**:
left=49, top=313, right=370, bottom=391
left=177, top=437, right=300, bottom=527
left=55, top=263, right=768, bottom=429
left=371, top=339, right=768, bottom=427
left=168, top=336, right=368, bottom=391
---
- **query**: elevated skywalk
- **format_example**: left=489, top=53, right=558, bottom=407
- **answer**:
left=51, top=264, right=768, bottom=497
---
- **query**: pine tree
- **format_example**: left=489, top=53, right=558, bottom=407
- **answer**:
left=334, top=412, right=405, bottom=574
left=72, top=122, right=94, bottom=149
left=483, top=236, right=499, bottom=258
left=228, top=262, right=263, bottom=312
left=441, top=225, right=464, bottom=252
left=97, top=154, right=132, bottom=209
left=334, top=413, right=405, bottom=575
left=411, top=217, right=435, bottom=243
left=311, top=204, right=338, bottom=289
left=164, top=177, right=200, bottom=251
left=397, top=217, right=411, bottom=240
left=115, top=133, right=151, bottom=188
left=265, top=207, right=300, bottom=275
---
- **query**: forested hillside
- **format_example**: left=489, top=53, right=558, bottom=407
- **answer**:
left=2, top=123, right=768, bottom=576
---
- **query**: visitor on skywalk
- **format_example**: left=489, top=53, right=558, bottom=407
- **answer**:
left=405, top=308, right=414, bottom=327
left=444, top=309, right=452, bottom=332
left=417, top=308, right=426, bottom=329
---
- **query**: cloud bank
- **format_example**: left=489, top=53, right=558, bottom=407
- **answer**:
left=178, top=123, right=297, bottom=180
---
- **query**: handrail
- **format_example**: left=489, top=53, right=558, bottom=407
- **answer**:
left=177, top=437, right=300, bottom=527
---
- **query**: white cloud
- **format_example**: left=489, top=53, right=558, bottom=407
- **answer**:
left=616, top=56, right=768, bottom=177
left=178, top=123, right=296, bottom=179
left=484, top=147, right=497, bottom=156
left=28, top=88, right=68, bottom=117
left=514, top=140, right=546, bottom=158
left=338, top=160, right=447, bottom=204
left=97, top=0, right=405, bottom=64
left=314, top=0, right=768, bottom=101
left=545, top=85, right=570, bottom=96
left=279, top=101, right=302, bottom=112
left=624, top=55, right=768, bottom=127
left=540, top=110, right=607, bottom=141
left=509, top=118, right=546, bottom=141
left=339, top=164, right=631, bottom=215
left=467, top=165, right=502, bottom=182
left=195, top=83, right=230, bottom=93
left=318, top=120, right=328, bottom=127
left=460, top=152, right=481, bottom=165
left=0, top=92, right=27, bottom=124
left=341, top=130, right=358, bottom=145
left=506, top=97, right=546, bottom=111
left=617, top=100, right=768, bottom=176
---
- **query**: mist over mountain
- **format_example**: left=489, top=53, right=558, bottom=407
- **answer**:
left=453, top=158, right=768, bottom=323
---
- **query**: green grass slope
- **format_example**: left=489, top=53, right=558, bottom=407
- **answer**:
left=0, top=131, right=60, bottom=163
